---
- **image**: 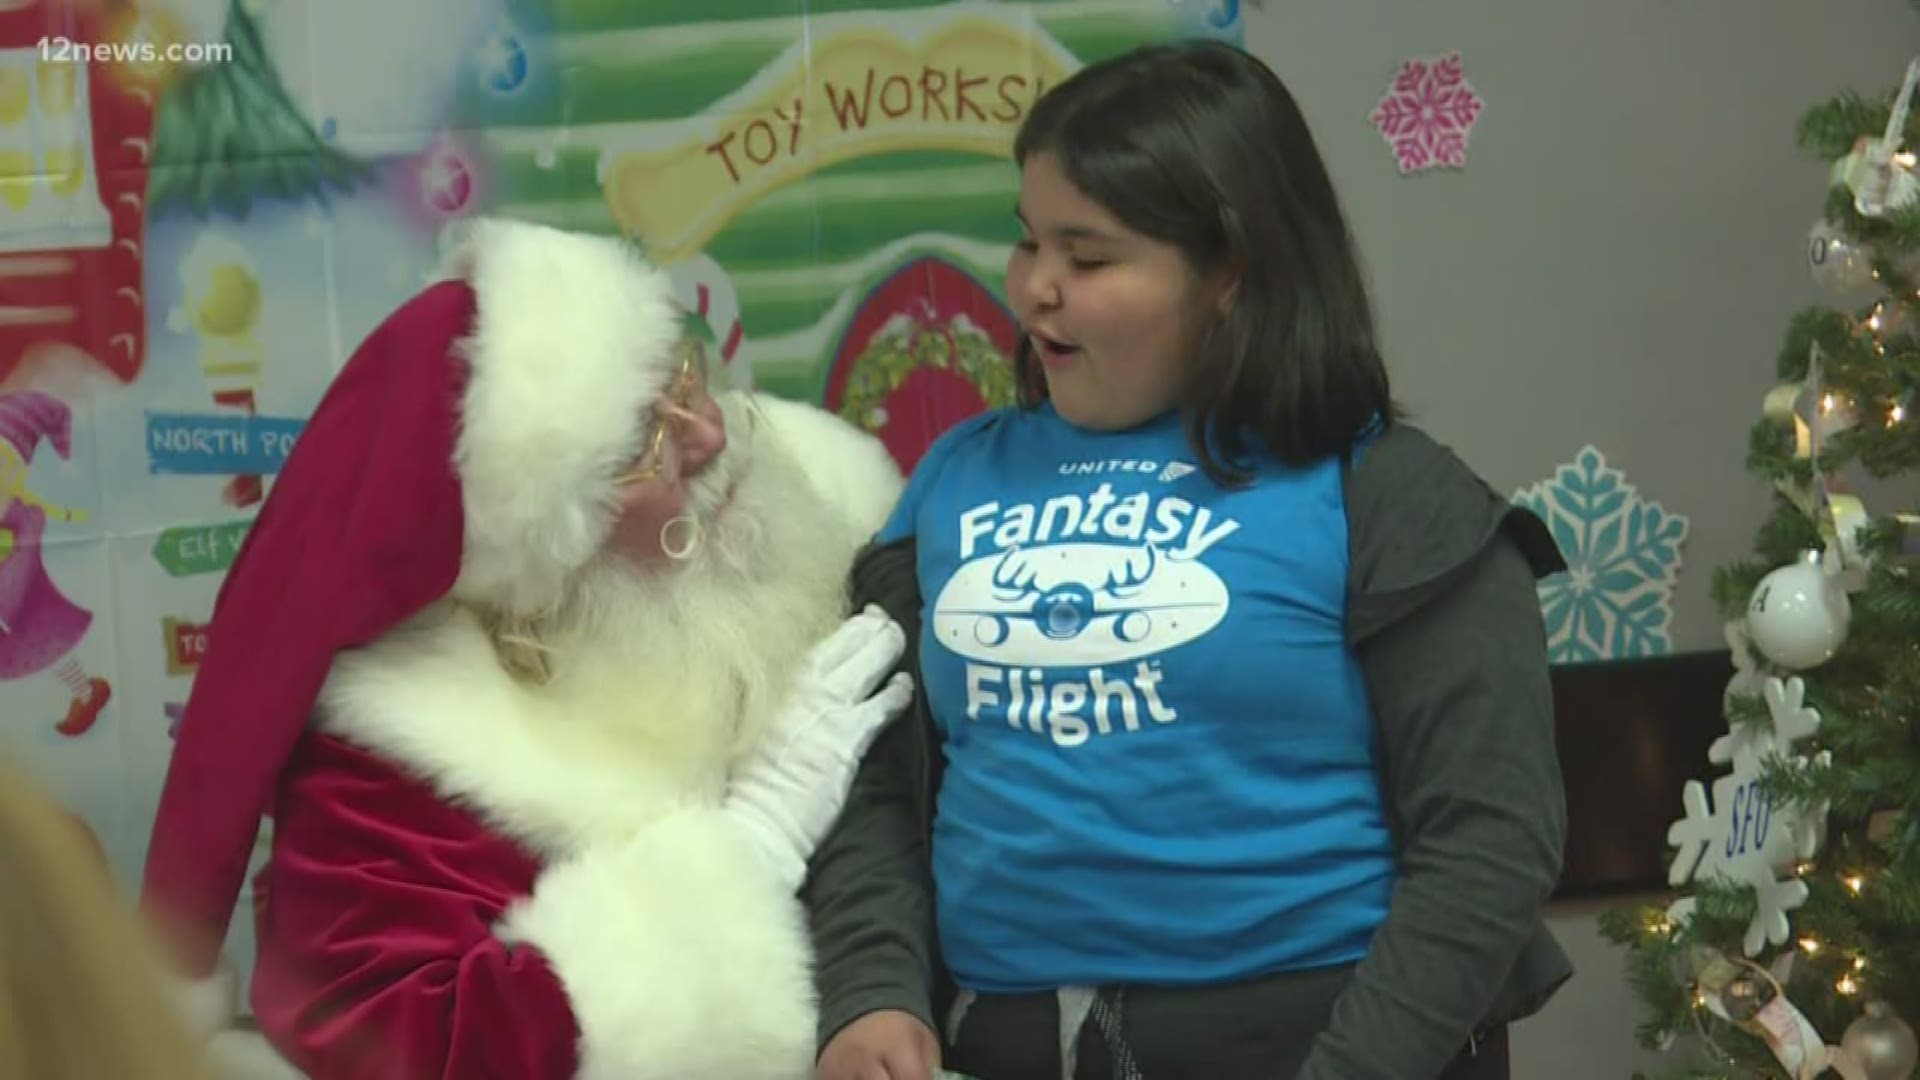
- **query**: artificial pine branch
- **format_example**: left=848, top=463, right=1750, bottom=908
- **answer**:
left=1608, top=53, right=1920, bottom=1076
left=148, top=0, right=372, bottom=218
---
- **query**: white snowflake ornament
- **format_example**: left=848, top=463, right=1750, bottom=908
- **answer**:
left=1722, top=619, right=1764, bottom=709
left=1666, top=676, right=1829, bottom=957
left=1709, top=675, right=1823, bottom=768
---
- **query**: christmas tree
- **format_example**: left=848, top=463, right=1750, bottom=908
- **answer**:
left=1601, top=58, right=1920, bottom=1080
left=147, top=0, right=370, bottom=219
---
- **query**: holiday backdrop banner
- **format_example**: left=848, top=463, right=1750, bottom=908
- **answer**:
left=0, top=0, right=1242, bottom=962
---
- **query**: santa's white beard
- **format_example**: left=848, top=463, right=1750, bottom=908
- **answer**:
left=533, top=396, right=864, bottom=770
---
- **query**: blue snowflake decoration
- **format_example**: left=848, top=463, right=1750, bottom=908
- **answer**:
left=1168, top=0, right=1241, bottom=29
left=1510, top=446, right=1690, bottom=662
left=476, top=30, right=530, bottom=96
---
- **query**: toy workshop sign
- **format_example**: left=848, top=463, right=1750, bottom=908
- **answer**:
left=607, top=19, right=1070, bottom=263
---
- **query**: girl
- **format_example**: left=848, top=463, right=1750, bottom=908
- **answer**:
left=806, top=40, right=1570, bottom=1080
left=0, top=752, right=210, bottom=1080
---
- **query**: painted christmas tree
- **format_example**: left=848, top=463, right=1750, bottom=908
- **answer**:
left=147, top=0, right=369, bottom=218
left=1601, top=57, right=1920, bottom=1080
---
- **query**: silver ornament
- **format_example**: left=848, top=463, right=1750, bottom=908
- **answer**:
left=1841, top=1001, right=1918, bottom=1080
left=1809, top=220, right=1876, bottom=292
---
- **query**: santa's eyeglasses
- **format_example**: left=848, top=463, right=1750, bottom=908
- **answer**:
left=615, top=335, right=715, bottom=487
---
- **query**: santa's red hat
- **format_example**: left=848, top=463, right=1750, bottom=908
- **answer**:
left=140, top=218, right=688, bottom=978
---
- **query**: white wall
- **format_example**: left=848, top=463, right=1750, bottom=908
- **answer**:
left=1241, top=1, right=1920, bottom=1074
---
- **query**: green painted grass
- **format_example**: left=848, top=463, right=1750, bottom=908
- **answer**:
left=483, top=149, right=1017, bottom=269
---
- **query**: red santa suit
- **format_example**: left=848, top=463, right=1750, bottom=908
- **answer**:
left=139, top=219, right=909, bottom=1079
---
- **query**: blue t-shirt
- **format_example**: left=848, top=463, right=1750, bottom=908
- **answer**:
left=878, top=403, right=1396, bottom=993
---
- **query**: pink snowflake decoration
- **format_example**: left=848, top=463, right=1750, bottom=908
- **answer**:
left=419, top=143, right=475, bottom=216
left=1371, top=53, right=1484, bottom=175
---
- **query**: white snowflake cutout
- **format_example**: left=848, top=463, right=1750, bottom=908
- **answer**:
left=1665, top=775, right=1813, bottom=957
left=1796, top=749, right=1834, bottom=865
left=1722, top=619, right=1764, bottom=709
left=1710, top=674, right=1822, bottom=768
left=1666, top=876, right=1810, bottom=959
left=1666, top=678, right=1828, bottom=956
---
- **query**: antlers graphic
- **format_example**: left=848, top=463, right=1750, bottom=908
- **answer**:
left=1101, top=544, right=1158, bottom=598
left=991, top=548, right=1041, bottom=602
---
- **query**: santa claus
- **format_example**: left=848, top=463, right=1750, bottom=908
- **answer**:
left=138, top=218, right=914, bottom=1079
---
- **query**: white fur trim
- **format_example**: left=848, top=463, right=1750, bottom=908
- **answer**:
left=166, top=957, right=238, bottom=1040
left=318, top=608, right=684, bottom=859
left=445, top=218, right=684, bottom=617
left=206, top=1030, right=308, bottom=1080
left=318, top=612, right=818, bottom=1078
left=748, top=393, right=904, bottom=543
left=497, top=808, right=816, bottom=1080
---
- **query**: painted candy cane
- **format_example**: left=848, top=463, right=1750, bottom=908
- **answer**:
left=667, top=251, right=750, bottom=386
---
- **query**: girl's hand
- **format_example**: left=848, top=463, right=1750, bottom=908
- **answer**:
left=817, top=1009, right=941, bottom=1080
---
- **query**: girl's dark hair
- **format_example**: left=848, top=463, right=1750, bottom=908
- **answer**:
left=1012, top=40, right=1397, bottom=484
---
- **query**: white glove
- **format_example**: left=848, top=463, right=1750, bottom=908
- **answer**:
left=725, top=604, right=915, bottom=891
